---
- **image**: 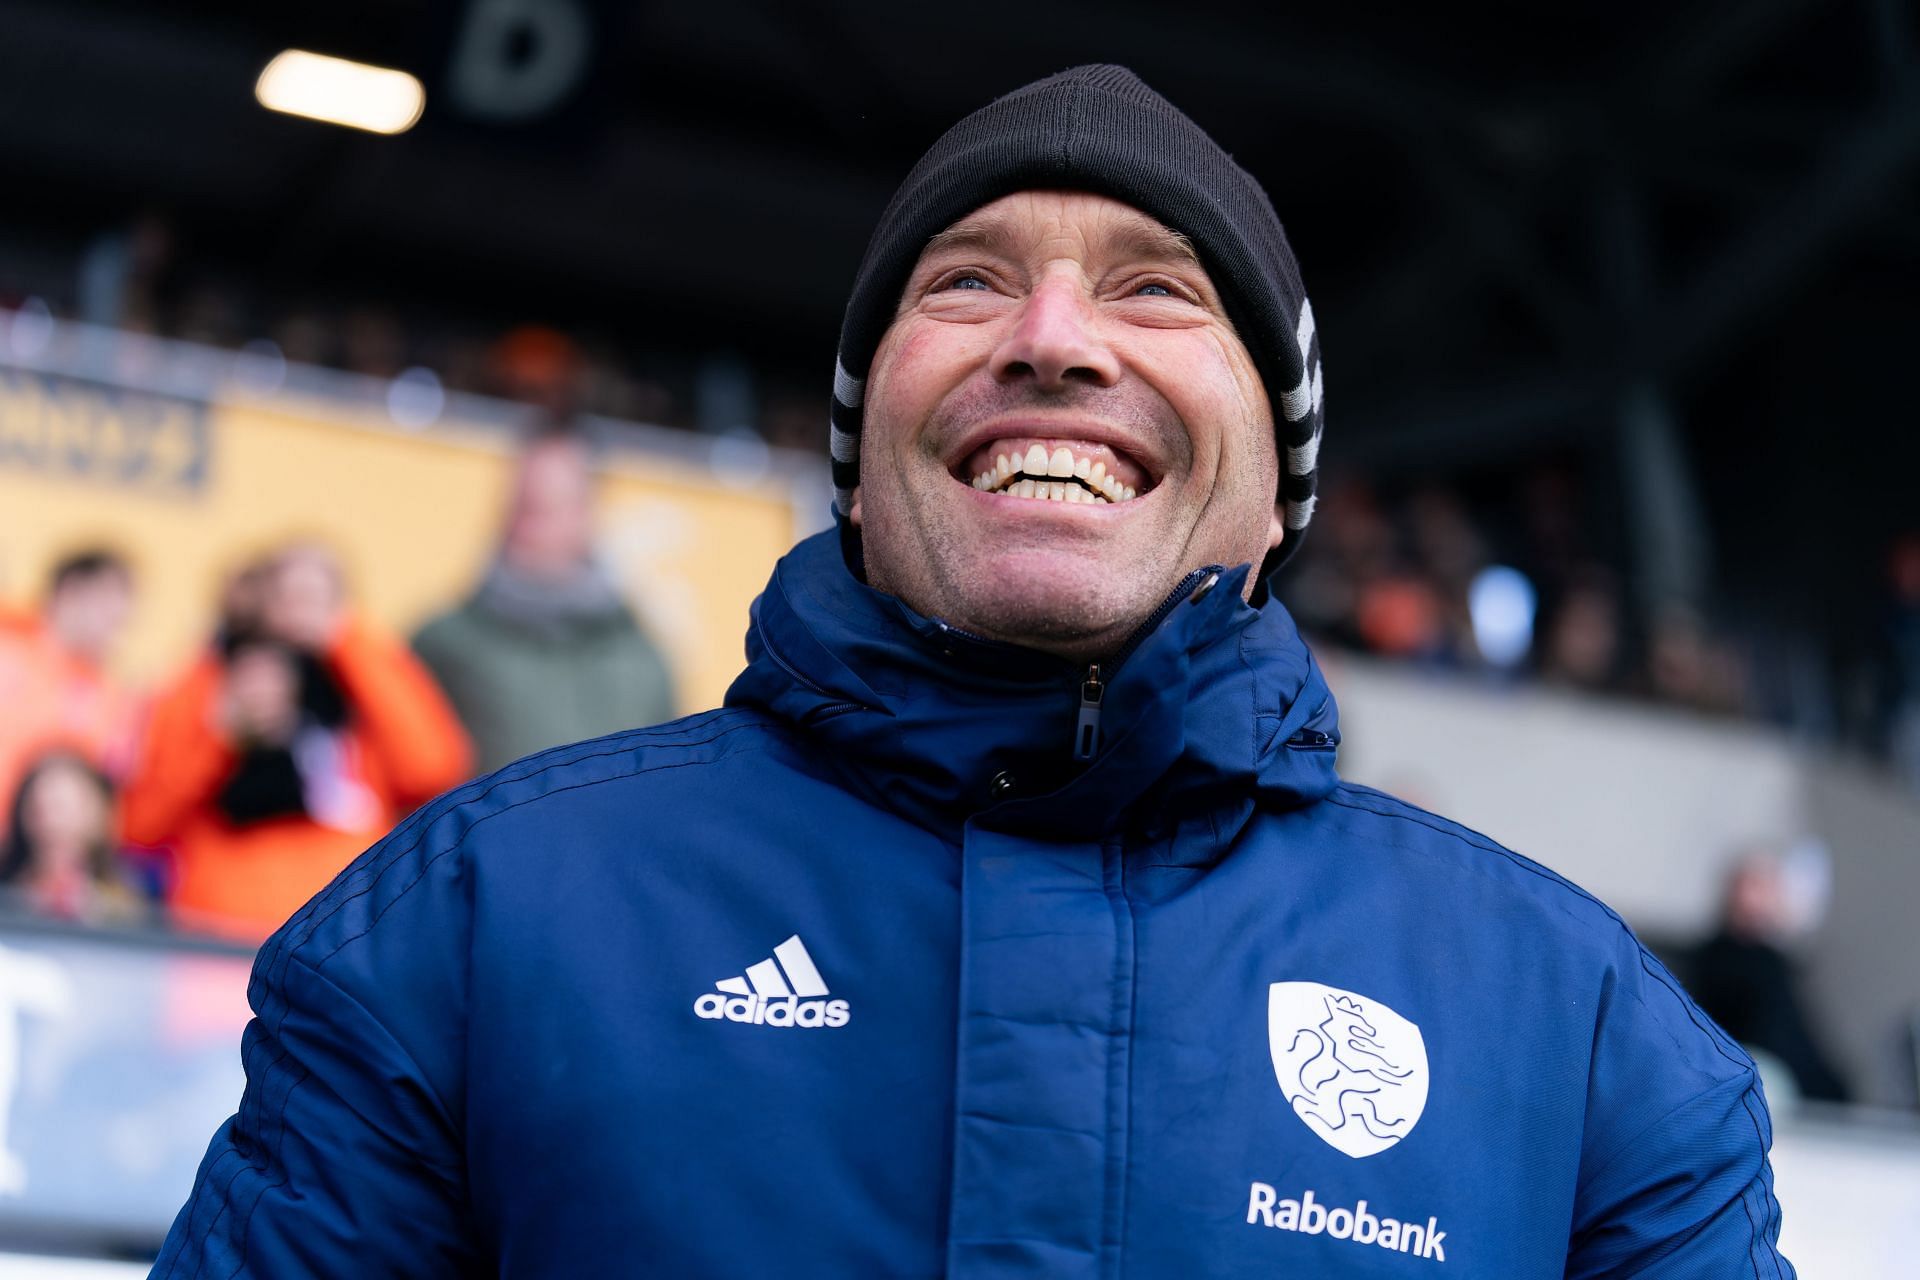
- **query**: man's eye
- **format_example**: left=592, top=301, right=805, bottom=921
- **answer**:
left=942, top=274, right=991, bottom=292
left=1134, top=282, right=1174, bottom=297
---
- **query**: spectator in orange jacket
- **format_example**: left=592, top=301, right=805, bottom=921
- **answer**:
left=0, top=550, right=142, bottom=839
left=121, top=542, right=472, bottom=940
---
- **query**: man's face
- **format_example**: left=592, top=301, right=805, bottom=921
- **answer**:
left=853, top=191, right=1283, bottom=661
left=505, top=438, right=596, bottom=579
left=48, top=570, right=132, bottom=664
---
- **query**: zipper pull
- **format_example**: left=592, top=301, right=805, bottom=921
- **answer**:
left=1073, top=664, right=1104, bottom=762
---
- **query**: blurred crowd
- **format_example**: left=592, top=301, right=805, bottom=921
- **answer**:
left=1287, top=473, right=1754, bottom=710
left=0, top=429, right=673, bottom=941
left=1288, top=472, right=1920, bottom=784
left=4, top=214, right=825, bottom=453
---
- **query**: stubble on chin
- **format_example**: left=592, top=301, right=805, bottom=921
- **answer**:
left=900, top=514, right=1161, bottom=658
left=859, top=379, right=1198, bottom=657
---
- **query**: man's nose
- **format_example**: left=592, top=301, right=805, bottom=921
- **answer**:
left=989, top=273, right=1121, bottom=390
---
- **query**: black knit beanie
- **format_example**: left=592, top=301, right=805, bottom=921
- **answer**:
left=829, top=63, right=1325, bottom=573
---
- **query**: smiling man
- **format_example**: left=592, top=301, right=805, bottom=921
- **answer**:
left=158, top=66, right=1791, bottom=1278
left=853, top=189, right=1283, bottom=662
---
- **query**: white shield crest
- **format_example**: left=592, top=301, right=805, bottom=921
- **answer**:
left=1269, top=981, right=1429, bottom=1158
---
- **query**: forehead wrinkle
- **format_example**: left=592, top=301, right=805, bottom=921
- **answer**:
left=1099, top=220, right=1202, bottom=272
left=921, top=216, right=1012, bottom=259
left=897, top=193, right=1237, bottom=336
left=919, top=196, right=1201, bottom=272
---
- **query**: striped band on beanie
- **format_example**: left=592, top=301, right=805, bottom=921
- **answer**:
left=829, top=63, right=1325, bottom=573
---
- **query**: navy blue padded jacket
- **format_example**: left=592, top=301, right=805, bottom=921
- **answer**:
left=154, top=530, right=1792, bottom=1277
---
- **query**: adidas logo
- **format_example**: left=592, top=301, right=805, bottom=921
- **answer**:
left=693, top=934, right=851, bottom=1029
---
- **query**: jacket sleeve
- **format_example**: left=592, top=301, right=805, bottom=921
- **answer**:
left=120, top=658, right=234, bottom=848
left=1566, top=950, right=1795, bottom=1279
left=152, top=795, right=481, bottom=1277
left=327, top=615, right=475, bottom=809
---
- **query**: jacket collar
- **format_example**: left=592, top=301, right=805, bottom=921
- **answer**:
left=725, top=530, right=1340, bottom=838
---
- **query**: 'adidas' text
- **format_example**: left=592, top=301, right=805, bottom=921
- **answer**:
left=693, top=992, right=849, bottom=1027
left=693, top=934, right=851, bottom=1030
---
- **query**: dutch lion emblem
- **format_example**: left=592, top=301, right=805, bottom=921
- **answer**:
left=1269, top=981, right=1430, bottom=1158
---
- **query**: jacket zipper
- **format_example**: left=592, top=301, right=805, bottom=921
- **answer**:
left=1072, top=665, right=1105, bottom=762
left=1071, top=566, right=1220, bottom=762
left=928, top=566, right=1223, bottom=765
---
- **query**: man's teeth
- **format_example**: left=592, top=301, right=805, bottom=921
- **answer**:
left=969, top=446, right=1138, bottom=503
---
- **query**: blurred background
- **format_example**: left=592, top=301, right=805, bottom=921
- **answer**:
left=0, top=0, right=1916, bottom=1273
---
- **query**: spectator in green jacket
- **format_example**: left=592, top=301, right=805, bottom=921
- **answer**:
left=413, top=428, right=674, bottom=771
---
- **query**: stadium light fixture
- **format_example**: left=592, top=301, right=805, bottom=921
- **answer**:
left=255, top=50, right=425, bottom=136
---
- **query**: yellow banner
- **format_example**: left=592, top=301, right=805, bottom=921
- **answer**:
left=0, top=366, right=812, bottom=715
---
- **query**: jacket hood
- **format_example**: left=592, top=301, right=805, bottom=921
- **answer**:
left=725, top=531, right=1339, bottom=837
